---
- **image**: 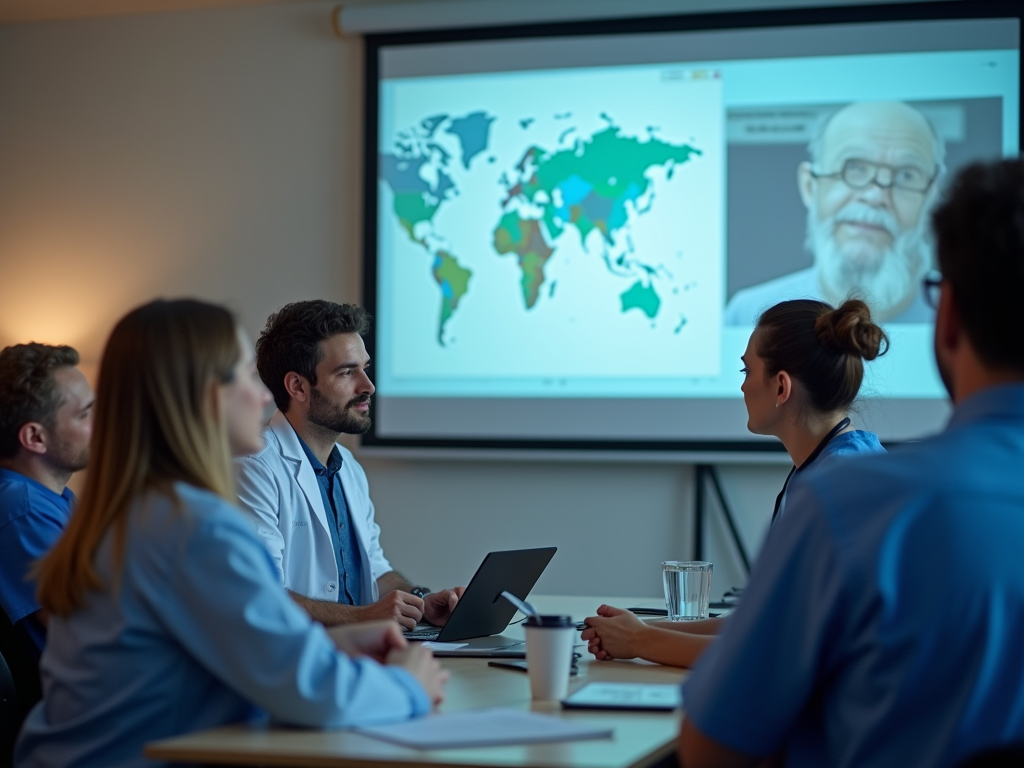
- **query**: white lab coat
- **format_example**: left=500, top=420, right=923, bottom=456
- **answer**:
left=235, top=411, right=391, bottom=604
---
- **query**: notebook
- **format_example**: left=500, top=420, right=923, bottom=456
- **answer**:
left=561, top=682, right=682, bottom=711
left=355, top=708, right=612, bottom=749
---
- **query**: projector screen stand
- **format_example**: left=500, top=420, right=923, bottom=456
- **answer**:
left=693, top=464, right=750, bottom=576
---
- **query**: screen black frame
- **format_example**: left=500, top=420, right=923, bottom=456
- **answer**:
left=361, top=0, right=1023, bottom=454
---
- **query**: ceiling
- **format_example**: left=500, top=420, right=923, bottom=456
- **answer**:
left=0, top=0, right=394, bottom=25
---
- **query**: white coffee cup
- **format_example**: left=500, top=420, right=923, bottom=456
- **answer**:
left=524, top=615, right=576, bottom=701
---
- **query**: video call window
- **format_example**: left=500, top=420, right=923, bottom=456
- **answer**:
left=365, top=6, right=1021, bottom=449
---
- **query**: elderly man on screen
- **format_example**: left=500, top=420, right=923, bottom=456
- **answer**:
left=726, top=101, right=944, bottom=325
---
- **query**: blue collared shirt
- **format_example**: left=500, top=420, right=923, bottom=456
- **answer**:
left=296, top=438, right=363, bottom=605
left=0, top=468, right=75, bottom=652
left=684, top=383, right=1024, bottom=767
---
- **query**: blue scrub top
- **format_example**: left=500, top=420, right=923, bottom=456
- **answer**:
left=683, top=384, right=1024, bottom=767
left=776, top=430, right=885, bottom=520
left=0, top=468, right=74, bottom=651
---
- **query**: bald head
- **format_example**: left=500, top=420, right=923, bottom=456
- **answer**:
left=812, top=101, right=943, bottom=170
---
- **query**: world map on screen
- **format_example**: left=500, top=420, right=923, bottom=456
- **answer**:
left=380, top=111, right=701, bottom=346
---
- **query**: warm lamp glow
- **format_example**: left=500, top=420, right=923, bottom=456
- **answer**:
left=0, top=241, right=117, bottom=362
left=0, top=309, right=92, bottom=350
left=0, top=236, right=163, bottom=368
left=0, top=310, right=106, bottom=379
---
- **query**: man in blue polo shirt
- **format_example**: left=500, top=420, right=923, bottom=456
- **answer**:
left=0, top=343, right=93, bottom=656
left=679, top=159, right=1024, bottom=768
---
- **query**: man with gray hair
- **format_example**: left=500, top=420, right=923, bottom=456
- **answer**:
left=726, top=101, right=944, bottom=324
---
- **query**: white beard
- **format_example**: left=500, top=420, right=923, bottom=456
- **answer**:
left=807, top=199, right=934, bottom=322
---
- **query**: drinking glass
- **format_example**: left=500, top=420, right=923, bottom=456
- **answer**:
left=662, top=561, right=713, bottom=621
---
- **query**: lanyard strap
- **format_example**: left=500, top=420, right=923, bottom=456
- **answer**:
left=771, top=417, right=851, bottom=525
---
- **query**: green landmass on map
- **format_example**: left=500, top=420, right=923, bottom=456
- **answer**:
left=431, top=251, right=472, bottom=345
left=620, top=280, right=661, bottom=319
left=492, top=212, right=555, bottom=309
left=393, top=193, right=440, bottom=239
left=380, top=153, right=452, bottom=239
left=379, top=112, right=493, bottom=342
left=500, top=125, right=700, bottom=311
left=380, top=111, right=700, bottom=343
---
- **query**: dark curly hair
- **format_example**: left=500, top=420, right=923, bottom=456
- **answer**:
left=256, top=300, right=371, bottom=413
left=932, top=158, right=1024, bottom=372
left=0, top=343, right=81, bottom=459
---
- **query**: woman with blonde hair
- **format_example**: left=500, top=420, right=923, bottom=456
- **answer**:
left=582, top=298, right=889, bottom=668
left=15, top=299, right=445, bottom=768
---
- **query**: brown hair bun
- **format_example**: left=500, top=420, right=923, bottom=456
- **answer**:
left=814, top=299, right=890, bottom=361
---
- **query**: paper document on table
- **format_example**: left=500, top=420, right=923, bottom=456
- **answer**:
left=562, top=683, right=682, bottom=711
left=355, top=709, right=613, bottom=749
left=421, top=642, right=468, bottom=650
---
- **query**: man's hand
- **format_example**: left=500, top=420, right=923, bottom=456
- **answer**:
left=386, top=645, right=449, bottom=706
left=356, top=591, right=425, bottom=630
left=580, top=604, right=649, bottom=660
left=422, top=587, right=465, bottom=626
left=328, top=620, right=408, bottom=663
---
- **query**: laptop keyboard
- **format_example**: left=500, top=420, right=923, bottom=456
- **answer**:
left=404, top=628, right=441, bottom=641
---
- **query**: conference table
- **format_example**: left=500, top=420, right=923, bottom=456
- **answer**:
left=146, top=595, right=688, bottom=768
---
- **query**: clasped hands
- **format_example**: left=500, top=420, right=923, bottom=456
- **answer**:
left=580, top=604, right=651, bottom=660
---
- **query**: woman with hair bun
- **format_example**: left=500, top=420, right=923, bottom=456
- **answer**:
left=745, top=298, right=888, bottom=520
left=581, top=298, right=889, bottom=668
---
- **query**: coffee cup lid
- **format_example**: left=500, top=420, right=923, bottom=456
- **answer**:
left=524, top=614, right=574, bottom=628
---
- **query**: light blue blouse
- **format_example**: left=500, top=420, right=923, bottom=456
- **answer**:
left=15, top=482, right=429, bottom=768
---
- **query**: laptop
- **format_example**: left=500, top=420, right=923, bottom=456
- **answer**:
left=404, top=547, right=556, bottom=657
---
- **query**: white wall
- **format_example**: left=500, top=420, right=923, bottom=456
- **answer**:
left=0, top=1, right=791, bottom=600
left=0, top=1, right=364, bottom=357
left=360, top=457, right=789, bottom=598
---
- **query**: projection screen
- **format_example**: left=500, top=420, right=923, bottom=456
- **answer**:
left=362, top=1, right=1022, bottom=453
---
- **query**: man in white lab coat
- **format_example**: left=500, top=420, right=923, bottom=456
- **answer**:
left=236, top=300, right=462, bottom=628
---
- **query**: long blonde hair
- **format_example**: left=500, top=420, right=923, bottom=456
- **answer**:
left=36, top=299, right=240, bottom=616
